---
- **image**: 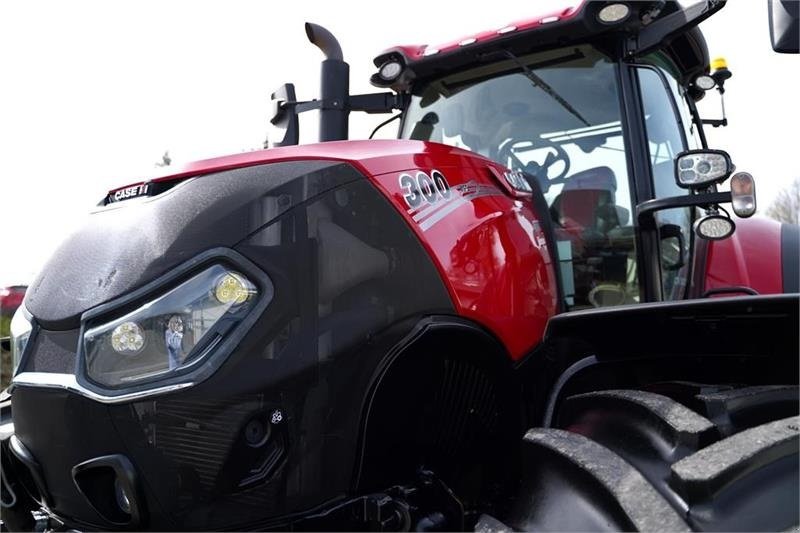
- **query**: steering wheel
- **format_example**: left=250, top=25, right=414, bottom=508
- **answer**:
left=497, top=137, right=570, bottom=193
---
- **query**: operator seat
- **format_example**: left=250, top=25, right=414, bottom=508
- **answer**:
left=551, top=166, right=631, bottom=307
left=551, top=166, right=620, bottom=236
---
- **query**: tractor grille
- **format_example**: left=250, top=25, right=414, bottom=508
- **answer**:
left=429, top=358, right=501, bottom=461
left=149, top=396, right=263, bottom=491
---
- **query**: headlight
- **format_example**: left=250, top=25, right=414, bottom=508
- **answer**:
left=674, top=149, right=734, bottom=189
left=84, top=265, right=258, bottom=388
left=10, top=306, right=33, bottom=375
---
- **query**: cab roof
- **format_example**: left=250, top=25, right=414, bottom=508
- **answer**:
left=371, top=0, right=723, bottom=91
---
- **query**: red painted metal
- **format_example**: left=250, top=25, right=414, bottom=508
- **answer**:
left=141, top=140, right=488, bottom=185
left=107, top=140, right=559, bottom=360
left=702, top=216, right=784, bottom=296
left=369, top=156, right=559, bottom=361
left=376, top=1, right=584, bottom=64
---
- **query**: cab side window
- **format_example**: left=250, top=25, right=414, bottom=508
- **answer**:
left=637, top=67, right=692, bottom=300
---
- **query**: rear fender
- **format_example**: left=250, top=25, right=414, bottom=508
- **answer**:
left=522, top=294, right=800, bottom=426
left=700, top=217, right=798, bottom=296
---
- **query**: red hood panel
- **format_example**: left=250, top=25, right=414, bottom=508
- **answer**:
left=704, top=216, right=784, bottom=296
left=150, top=140, right=483, bottom=183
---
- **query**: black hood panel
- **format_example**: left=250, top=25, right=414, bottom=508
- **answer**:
left=26, top=160, right=361, bottom=329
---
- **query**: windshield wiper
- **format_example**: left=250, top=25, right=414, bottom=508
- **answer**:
left=502, top=49, right=591, bottom=127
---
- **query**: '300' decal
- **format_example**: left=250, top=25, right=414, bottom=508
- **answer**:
left=399, top=170, right=451, bottom=209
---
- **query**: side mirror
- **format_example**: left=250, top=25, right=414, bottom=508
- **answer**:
left=409, top=112, right=439, bottom=141
left=0, top=337, right=9, bottom=352
left=674, top=149, right=733, bottom=189
left=268, top=83, right=299, bottom=148
left=659, top=224, right=685, bottom=270
left=768, top=0, right=799, bottom=53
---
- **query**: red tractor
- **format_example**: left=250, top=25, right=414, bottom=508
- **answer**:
left=0, top=287, right=27, bottom=320
left=1, top=1, right=798, bottom=531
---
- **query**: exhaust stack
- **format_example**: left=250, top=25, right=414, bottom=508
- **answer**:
left=305, top=22, right=349, bottom=142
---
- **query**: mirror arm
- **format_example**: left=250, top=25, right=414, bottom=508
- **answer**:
left=700, top=118, right=728, bottom=128
left=275, top=100, right=325, bottom=115
left=349, top=92, right=408, bottom=114
left=269, top=90, right=406, bottom=148
left=279, top=92, right=406, bottom=116
left=637, top=191, right=732, bottom=229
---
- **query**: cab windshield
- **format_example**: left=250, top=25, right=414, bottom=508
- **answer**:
left=401, top=45, right=637, bottom=310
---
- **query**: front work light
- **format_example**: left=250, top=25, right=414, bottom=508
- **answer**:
left=84, top=265, right=258, bottom=388
left=371, top=56, right=407, bottom=87
left=694, top=74, right=716, bottom=91
left=694, top=213, right=735, bottom=241
left=675, top=149, right=734, bottom=189
left=598, top=3, right=630, bottom=24
left=378, top=60, right=403, bottom=82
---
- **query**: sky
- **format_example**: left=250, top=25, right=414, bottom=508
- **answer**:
left=0, top=0, right=798, bottom=286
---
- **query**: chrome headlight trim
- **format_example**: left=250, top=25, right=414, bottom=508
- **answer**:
left=82, top=264, right=258, bottom=388
left=9, top=304, right=34, bottom=378
left=12, top=372, right=194, bottom=404
left=12, top=248, right=273, bottom=403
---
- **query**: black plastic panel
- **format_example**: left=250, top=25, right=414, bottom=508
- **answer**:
left=26, top=160, right=361, bottom=329
left=22, top=328, right=79, bottom=374
left=12, top=168, right=454, bottom=530
left=543, top=294, right=800, bottom=362
left=781, top=223, right=799, bottom=293
left=11, top=387, right=134, bottom=529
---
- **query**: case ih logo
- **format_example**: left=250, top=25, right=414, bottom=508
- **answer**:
left=399, top=170, right=502, bottom=231
left=107, top=183, right=150, bottom=203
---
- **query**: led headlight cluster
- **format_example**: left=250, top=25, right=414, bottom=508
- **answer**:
left=110, top=322, right=145, bottom=355
left=83, top=264, right=257, bottom=388
left=214, top=272, right=252, bottom=305
left=674, top=150, right=733, bottom=189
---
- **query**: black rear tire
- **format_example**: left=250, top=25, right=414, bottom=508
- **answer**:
left=486, top=385, right=799, bottom=532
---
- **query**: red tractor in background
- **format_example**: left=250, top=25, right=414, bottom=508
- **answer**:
left=1, top=286, right=27, bottom=390
left=0, top=288, right=27, bottom=321
left=1, top=1, right=798, bottom=531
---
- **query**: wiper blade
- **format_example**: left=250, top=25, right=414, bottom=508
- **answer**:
left=503, top=49, right=591, bottom=127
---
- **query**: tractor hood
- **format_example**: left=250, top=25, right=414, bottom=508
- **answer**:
left=11, top=141, right=462, bottom=530
left=25, top=140, right=465, bottom=329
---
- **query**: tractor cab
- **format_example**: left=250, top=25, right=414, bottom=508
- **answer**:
left=399, top=42, right=649, bottom=309
left=271, top=0, right=766, bottom=311
left=386, top=0, right=740, bottom=309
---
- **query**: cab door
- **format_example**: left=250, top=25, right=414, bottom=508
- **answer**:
left=626, top=58, right=704, bottom=303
